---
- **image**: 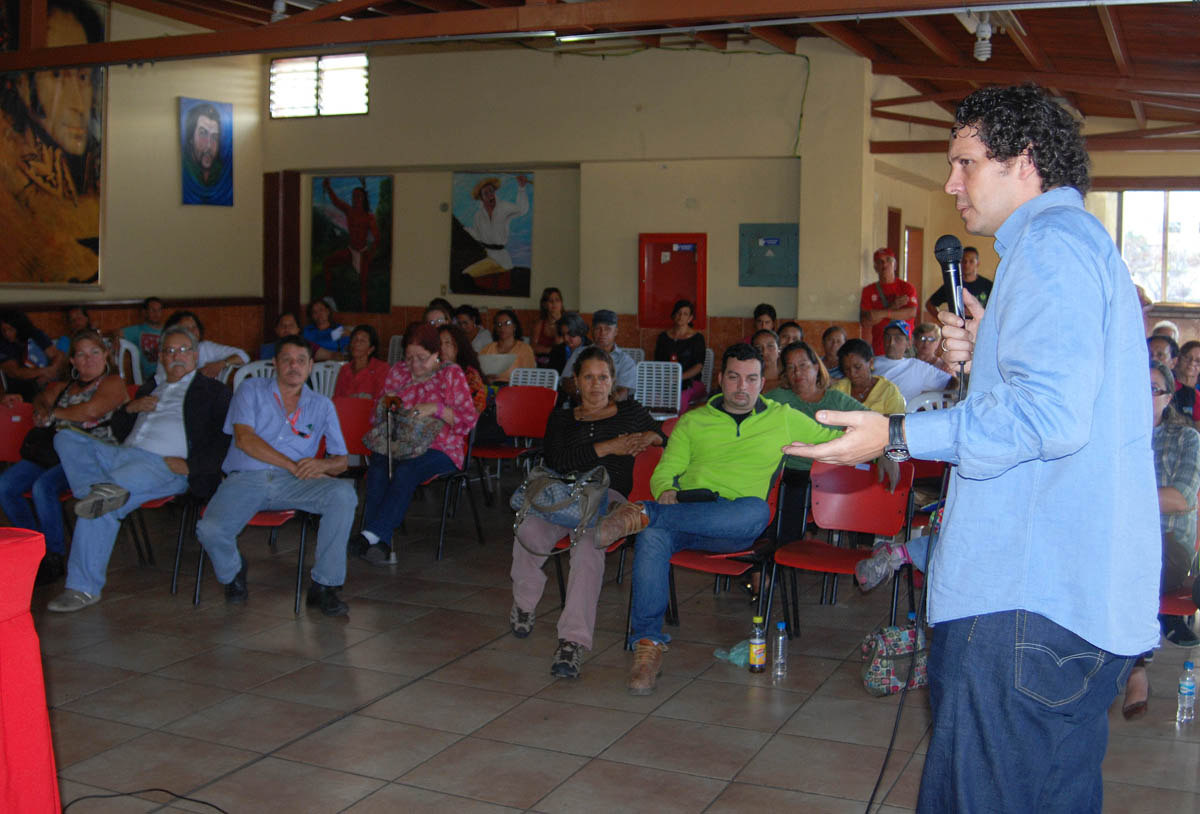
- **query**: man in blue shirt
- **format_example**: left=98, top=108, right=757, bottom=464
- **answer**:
left=196, top=336, right=357, bottom=616
left=786, top=85, right=1159, bottom=812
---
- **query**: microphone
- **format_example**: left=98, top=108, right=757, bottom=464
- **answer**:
left=934, top=234, right=965, bottom=320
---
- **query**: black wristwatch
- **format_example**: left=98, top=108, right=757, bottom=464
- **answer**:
left=884, top=414, right=910, bottom=462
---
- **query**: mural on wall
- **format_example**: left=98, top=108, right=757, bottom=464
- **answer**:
left=450, top=171, right=533, bottom=298
left=311, top=175, right=393, bottom=314
left=0, top=0, right=106, bottom=286
left=180, top=97, right=232, bottom=206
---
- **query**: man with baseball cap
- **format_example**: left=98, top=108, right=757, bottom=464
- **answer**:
left=860, top=247, right=917, bottom=355
left=872, top=320, right=954, bottom=402
left=561, top=309, right=638, bottom=402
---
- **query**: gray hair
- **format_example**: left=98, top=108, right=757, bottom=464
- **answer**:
left=161, top=325, right=199, bottom=350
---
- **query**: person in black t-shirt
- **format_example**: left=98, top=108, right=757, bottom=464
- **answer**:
left=924, top=245, right=994, bottom=319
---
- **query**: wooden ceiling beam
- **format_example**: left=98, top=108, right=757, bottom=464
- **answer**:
left=810, top=21, right=884, bottom=61
left=1106, top=89, right=1200, bottom=117
left=634, top=34, right=661, bottom=47
left=1092, top=122, right=1200, bottom=140
left=873, top=90, right=967, bottom=109
left=114, top=0, right=256, bottom=29
left=871, top=136, right=1200, bottom=154
left=872, top=62, right=1200, bottom=96
left=163, top=0, right=268, bottom=26
left=1096, top=6, right=1146, bottom=126
left=275, top=0, right=386, bottom=25
left=899, top=16, right=963, bottom=64
left=749, top=25, right=796, bottom=54
left=1003, top=11, right=1053, bottom=72
left=403, top=0, right=478, bottom=12
left=873, top=109, right=953, bottom=129
left=694, top=30, right=727, bottom=49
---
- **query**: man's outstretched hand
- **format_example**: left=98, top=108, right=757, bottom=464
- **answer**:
left=783, top=410, right=889, bottom=466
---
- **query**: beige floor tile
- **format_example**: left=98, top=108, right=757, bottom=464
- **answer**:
left=1103, top=734, right=1200, bottom=793
left=61, top=675, right=234, bottom=729
left=430, top=649, right=559, bottom=696
left=179, top=756, right=384, bottom=813
left=707, top=782, right=875, bottom=813
left=483, top=620, right=622, bottom=660
left=399, top=736, right=587, bottom=808
left=231, top=618, right=379, bottom=659
left=33, top=616, right=114, bottom=657
left=534, top=663, right=689, bottom=713
left=320, top=596, right=433, bottom=632
left=134, top=605, right=291, bottom=644
left=781, top=693, right=931, bottom=751
left=277, top=714, right=460, bottom=779
left=358, top=576, right=482, bottom=606
left=343, top=783, right=521, bottom=813
left=475, top=697, right=644, bottom=756
left=151, top=644, right=313, bottom=691
left=882, top=752, right=925, bottom=809
left=1102, top=780, right=1200, bottom=813
left=786, top=624, right=867, bottom=660
left=588, top=638, right=731, bottom=678
left=250, top=661, right=410, bottom=711
left=653, top=677, right=807, bottom=731
left=533, top=758, right=726, bottom=814
left=70, top=630, right=213, bottom=673
left=59, top=731, right=256, bottom=799
left=601, top=716, right=770, bottom=780
left=737, top=734, right=907, bottom=801
left=324, top=629, right=485, bottom=675
left=49, top=710, right=148, bottom=769
left=42, top=657, right=140, bottom=707
left=359, top=679, right=525, bottom=734
left=697, top=652, right=843, bottom=694
left=163, top=693, right=341, bottom=752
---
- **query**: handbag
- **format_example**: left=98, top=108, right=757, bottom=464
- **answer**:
left=19, top=425, right=60, bottom=469
left=860, top=620, right=928, bottom=696
left=362, top=402, right=443, bottom=460
left=510, top=464, right=611, bottom=552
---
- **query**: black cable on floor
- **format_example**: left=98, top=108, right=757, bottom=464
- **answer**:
left=63, top=787, right=231, bottom=812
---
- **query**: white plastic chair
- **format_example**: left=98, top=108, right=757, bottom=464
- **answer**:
left=387, top=335, right=404, bottom=365
left=116, top=338, right=143, bottom=386
left=634, top=361, right=682, bottom=420
left=509, top=367, right=558, bottom=390
left=625, top=347, right=645, bottom=364
left=309, top=361, right=344, bottom=397
left=907, top=389, right=957, bottom=413
left=700, top=347, right=714, bottom=395
left=233, top=360, right=275, bottom=390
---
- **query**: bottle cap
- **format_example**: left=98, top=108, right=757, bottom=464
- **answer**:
left=777, top=621, right=786, bottom=630
left=752, top=616, right=764, bottom=624
left=907, top=611, right=917, bottom=621
left=1186, top=661, right=1195, bottom=670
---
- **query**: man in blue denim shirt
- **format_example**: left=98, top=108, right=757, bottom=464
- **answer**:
left=786, top=85, right=1159, bottom=812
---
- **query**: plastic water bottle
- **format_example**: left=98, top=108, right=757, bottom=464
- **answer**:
left=748, top=615, right=767, bottom=674
left=1178, top=661, right=1196, bottom=724
left=772, top=621, right=788, bottom=682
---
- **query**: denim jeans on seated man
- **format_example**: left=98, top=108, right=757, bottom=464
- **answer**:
left=627, top=496, right=770, bottom=645
left=917, top=610, right=1133, bottom=813
left=54, top=430, right=188, bottom=597
left=0, top=460, right=69, bottom=555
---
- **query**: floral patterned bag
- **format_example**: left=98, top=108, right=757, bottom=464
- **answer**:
left=860, top=621, right=928, bottom=696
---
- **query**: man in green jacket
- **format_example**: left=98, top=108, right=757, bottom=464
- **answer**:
left=599, top=343, right=841, bottom=695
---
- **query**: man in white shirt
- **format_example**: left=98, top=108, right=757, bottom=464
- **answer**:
left=872, top=320, right=954, bottom=403
left=47, top=326, right=231, bottom=612
left=158, top=310, right=250, bottom=380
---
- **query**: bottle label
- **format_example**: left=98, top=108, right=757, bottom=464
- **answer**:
left=749, top=642, right=766, bottom=666
left=1181, top=681, right=1196, bottom=697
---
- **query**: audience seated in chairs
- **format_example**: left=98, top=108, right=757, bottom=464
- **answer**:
left=349, top=323, right=479, bottom=566
left=479, top=308, right=536, bottom=385
left=46, top=325, right=230, bottom=612
left=549, top=312, right=589, bottom=377
left=160, top=310, right=249, bottom=380
left=0, top=329, right=127, bottom=586
left=872, top=320, right=955, bottom=403
left=831, top=338, right=906, bottom=415
left=261, top=311, right=312, bottom=361
left=121, top=297, right=167, bottom=382
left=333, top=324, right=389, bottom=400
left=654, top=299, right=707, bottom=407
left=195, top=335, right=355, bottom=616
left=560, top=309, right=636, bottom=404
left=592, top=343, right=841, bottom=696
left=509, top=346, right=664, bottom=678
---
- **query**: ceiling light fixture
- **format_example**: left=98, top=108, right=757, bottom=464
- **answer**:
left=973, top=13, right=993, bottom=61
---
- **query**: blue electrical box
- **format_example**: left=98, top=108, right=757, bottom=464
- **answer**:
left=738, top=222, right=798, bottom=287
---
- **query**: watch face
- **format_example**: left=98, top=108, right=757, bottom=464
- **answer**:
left=884, top=447, right=910, bottom=462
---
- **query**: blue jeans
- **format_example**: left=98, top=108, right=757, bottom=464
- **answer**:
left=627, top=496, right=770, bottom=645
left=195, top=469, right=357, bottom=588
left=0, top=459, right=68, bottom=554
left=917, top=610, right=1134, bottom=813
left=361, top=450, right=454, bottom=543
left=54, top=431, right=188, bottom=596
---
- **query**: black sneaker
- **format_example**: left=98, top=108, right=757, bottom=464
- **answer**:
left=551, top=639, right=584, bottom=678
left=1162, top=615, right=1200, bottom=647
left=347, top=534, right=370, bottom=558
left=361, top=542, right=396, bottom=566
left=224, top=557, right=248, bottom=604
left=306, top=582, right=349, bottom=617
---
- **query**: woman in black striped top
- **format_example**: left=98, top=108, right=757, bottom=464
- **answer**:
left=510, top=346, right=664, bottom=679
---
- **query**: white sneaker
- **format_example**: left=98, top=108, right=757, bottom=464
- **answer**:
left=855, top=544, right=908, bottom=593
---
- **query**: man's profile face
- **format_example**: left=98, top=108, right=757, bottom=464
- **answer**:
left=883, top=328, right=909, bottom=360
left=21, top=11, right=93, bottom=157
left=720, top=357, right=763, bottom=415
left=593, top=322, right=617, bottom=352
left=161, top=333, right=198, bottom=382
left=1149, top=339, right=1174, bottom=367
left=945, top=127, right=1032, bottom=236
left=276, top=344, right=313, bottom=388
left=963, top=250, right=980, bottom=279
left=191, top=114, right=220, bottom=171
left=873, top=254, right=896, bottom=283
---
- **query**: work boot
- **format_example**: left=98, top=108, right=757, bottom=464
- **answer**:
left=627, top=638, right=668, bottom=696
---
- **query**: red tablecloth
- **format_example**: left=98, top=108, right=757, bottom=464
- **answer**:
left=0, top=528, right=60, bottom=813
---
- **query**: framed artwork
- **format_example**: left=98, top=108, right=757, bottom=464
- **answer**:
left=0, top=0, right=107, bottom=286
left=311, top=175, right=393, bottom=314
left=180, top=97, right=232, bottom=206
left=449, top=171, right=533, bottom=298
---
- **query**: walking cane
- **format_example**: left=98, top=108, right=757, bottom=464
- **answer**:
left=386, top=406, right=395, bottom=480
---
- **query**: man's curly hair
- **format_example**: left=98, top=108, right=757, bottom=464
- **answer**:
left=952, top=84, right=1090, bottom=194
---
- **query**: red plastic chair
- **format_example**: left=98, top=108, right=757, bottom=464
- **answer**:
left=471, top=386, right=557, bottom=505
left=333, top=396, right=375, bottom=458
left=551, top=444, right=663, bottom=606
left=771, top=460, right=914, bottom=637
left=0, top=402, right=34, bottom=463
left=190, top=505, right=310, bottom=614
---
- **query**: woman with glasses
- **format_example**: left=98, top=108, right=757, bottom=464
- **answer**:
left=0, top=329, right=126, bottom=585
left=479, top=308, right=535, bottom=384
left=352, top=323, right=479, bottom=565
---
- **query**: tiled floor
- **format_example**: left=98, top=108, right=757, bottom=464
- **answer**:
left=18, top=479, right=1200, bottom=813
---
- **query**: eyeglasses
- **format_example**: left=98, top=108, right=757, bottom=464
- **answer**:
left=163, top=345, right=194, bottom=355
left=916, top=336, right=938, bottom=343
left=1151, top=386, right=1171, bottom=396
left=428, top=317, right=447, bottom=326
left=496, top=320, right=514, bottom=327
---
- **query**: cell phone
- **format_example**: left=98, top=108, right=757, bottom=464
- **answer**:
left=676, top=488, right=719, bottom=503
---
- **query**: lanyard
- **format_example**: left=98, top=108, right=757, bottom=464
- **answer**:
left=274, top=392, right=311, bottom=438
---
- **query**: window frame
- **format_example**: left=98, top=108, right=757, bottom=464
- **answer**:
left=269, top=52, right=369, bottom=119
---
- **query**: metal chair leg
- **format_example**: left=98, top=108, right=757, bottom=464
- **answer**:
left=193, top=546, right=206, bottom=605
left=666, top=566, right=679, bottom=626
left=170, top=501, right=192, bottom=596
left=554, top=553, right=567, bottom=608
left=294, top=516, right=309, bottom=616
left=136, top=510, right=156, bottom=565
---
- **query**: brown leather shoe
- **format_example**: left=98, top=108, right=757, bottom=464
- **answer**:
left=627, top=638, right=668, bottom=695
left=597, top=501, right=648, bottom=549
